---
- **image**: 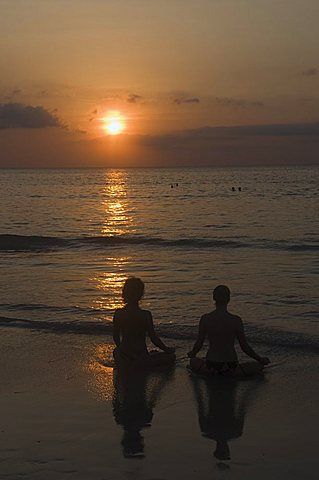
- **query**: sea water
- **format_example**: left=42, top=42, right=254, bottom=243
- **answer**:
left=0, top=166, right=318, bottom=352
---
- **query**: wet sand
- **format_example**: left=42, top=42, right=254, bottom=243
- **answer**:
left=1, top=327, right=318, bottom=479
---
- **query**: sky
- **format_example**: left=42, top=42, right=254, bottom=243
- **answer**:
left=1, top=0, right=319, bottom=167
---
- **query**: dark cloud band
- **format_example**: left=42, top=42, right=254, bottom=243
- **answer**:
left=134, top=122, right=319, bottom=148
left=127, top=93, right=143, bottom=103
left=0, top=103, right=62, bottom=129
left=215, top=97, right=264, bottom=108
left=174, top=97, right=200, bottom=105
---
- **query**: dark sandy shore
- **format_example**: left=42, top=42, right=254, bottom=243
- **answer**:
left=1, top=327, right=318, bottom=479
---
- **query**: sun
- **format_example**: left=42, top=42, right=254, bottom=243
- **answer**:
left=106, top=120, right=123, bottom=135
left=102, top=113, right=126, bottom=135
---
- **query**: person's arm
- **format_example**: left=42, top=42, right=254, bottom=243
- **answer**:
left=146, top=312, right=175, bottom=353
left=236, top=318, right=270, bottom=365
left=187, top=316, right=206, bottom=358
left=112, top=311, right=121, bottom=347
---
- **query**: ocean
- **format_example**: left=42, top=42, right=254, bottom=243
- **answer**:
left=0, top=166, right=318, bottom=353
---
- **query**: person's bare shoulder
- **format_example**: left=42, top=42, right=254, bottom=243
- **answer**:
left=113, top=307, right=125, bottom=324
left=114, top=307, right=125, bottom=318
left=140, top=308, right=151, bottom=313
left=200, top=312, right=211, bottom=323
left=201, top=311, right=218, bottom=327
left=140, top=308, right=152, bottom=318
left=227, top=312, right=242, bottom=325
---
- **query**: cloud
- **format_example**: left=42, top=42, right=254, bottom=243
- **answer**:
left=171, top=95, right=263, bottom=108
left=189, top=122, right=319, bottom=137
left=214, top=97, right=264, bottom=108
left=88, top=108, right=99, bottom=122
left=173, top=97, right=200, bottom=105
left=0, top=103, right=63, bottom=129
left=0, top=88, right=23, bottom=101
left=133, top=122, right=319, bottom=149
left=4, top=120, right=318, bottom=168
left=302, top=68, right=318, bottom=77
left=127, top=93, right=143, bottom=103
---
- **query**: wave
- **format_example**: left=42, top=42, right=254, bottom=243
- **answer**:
left=0, top=302, right=102, bottom=315
left=1, top=315, right=318, bottom=354
left=0, top=234, right=318, bottom=252
left=0, top=234, right=70, bottom=251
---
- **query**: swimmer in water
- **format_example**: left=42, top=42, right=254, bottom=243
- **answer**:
left=113, top=277, right=176, bottom=369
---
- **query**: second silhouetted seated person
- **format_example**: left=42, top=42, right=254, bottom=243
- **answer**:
left=113, top=277, right=175, bottom=369
left=188, top=285, right=270, bottom=376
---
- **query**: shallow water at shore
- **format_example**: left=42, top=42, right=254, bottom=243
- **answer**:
left=1, top=166, right=318, bottom=350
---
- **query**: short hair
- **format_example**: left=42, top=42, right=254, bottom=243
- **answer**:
left=122, top=277, right=145, bottom=304
left=213, top=285, right=230, bottom=305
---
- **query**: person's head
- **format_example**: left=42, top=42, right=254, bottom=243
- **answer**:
left=213, top=285, right=230, bottom=307
left=122, top=277, right=145, bottom=305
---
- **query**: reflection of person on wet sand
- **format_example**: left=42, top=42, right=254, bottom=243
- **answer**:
left=113, top=277, right=175, bottom=369
left=190, top=375, right=263, bottom=461
left=113, top=368, right=174, bottom=458
left=188, top=285, right=270, bottom=376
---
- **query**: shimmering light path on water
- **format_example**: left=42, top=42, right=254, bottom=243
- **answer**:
left=0, top=167, right=318, bottom=347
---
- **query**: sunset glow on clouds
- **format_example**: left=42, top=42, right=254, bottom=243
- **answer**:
left=1, top=0, right=319, bottom=167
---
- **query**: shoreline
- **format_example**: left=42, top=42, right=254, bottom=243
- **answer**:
left=1, top=327, right=319, bottom=479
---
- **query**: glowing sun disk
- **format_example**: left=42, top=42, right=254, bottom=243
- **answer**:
left=103, top=116, right=125, bottom=135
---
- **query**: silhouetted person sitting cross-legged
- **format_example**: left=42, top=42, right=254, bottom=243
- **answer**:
left=113, top=277, right=176, bottom=370
left=188, top=285, right=270, bottom=376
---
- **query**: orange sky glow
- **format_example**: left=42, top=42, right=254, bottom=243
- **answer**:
left=1, top=0, right=319, bottom=167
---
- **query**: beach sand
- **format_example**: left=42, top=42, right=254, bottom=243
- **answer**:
left=1, top=327, right=318, bottom=479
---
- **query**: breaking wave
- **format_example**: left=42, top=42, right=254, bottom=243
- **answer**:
left=1, top=315, right=318, bottom=354
left=1, top=234, right=318, bottom=253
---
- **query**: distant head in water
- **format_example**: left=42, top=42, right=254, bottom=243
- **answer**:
left=213, top=285, right=230, bottom=306
left=122, top=277, right=145, bottom=305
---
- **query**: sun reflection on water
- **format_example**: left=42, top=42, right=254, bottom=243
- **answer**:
left=90, top=255, right=130, bottom=320
left=101, top=170, right=135, bottom=237
left=90, top=170, right=136, bottom=320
